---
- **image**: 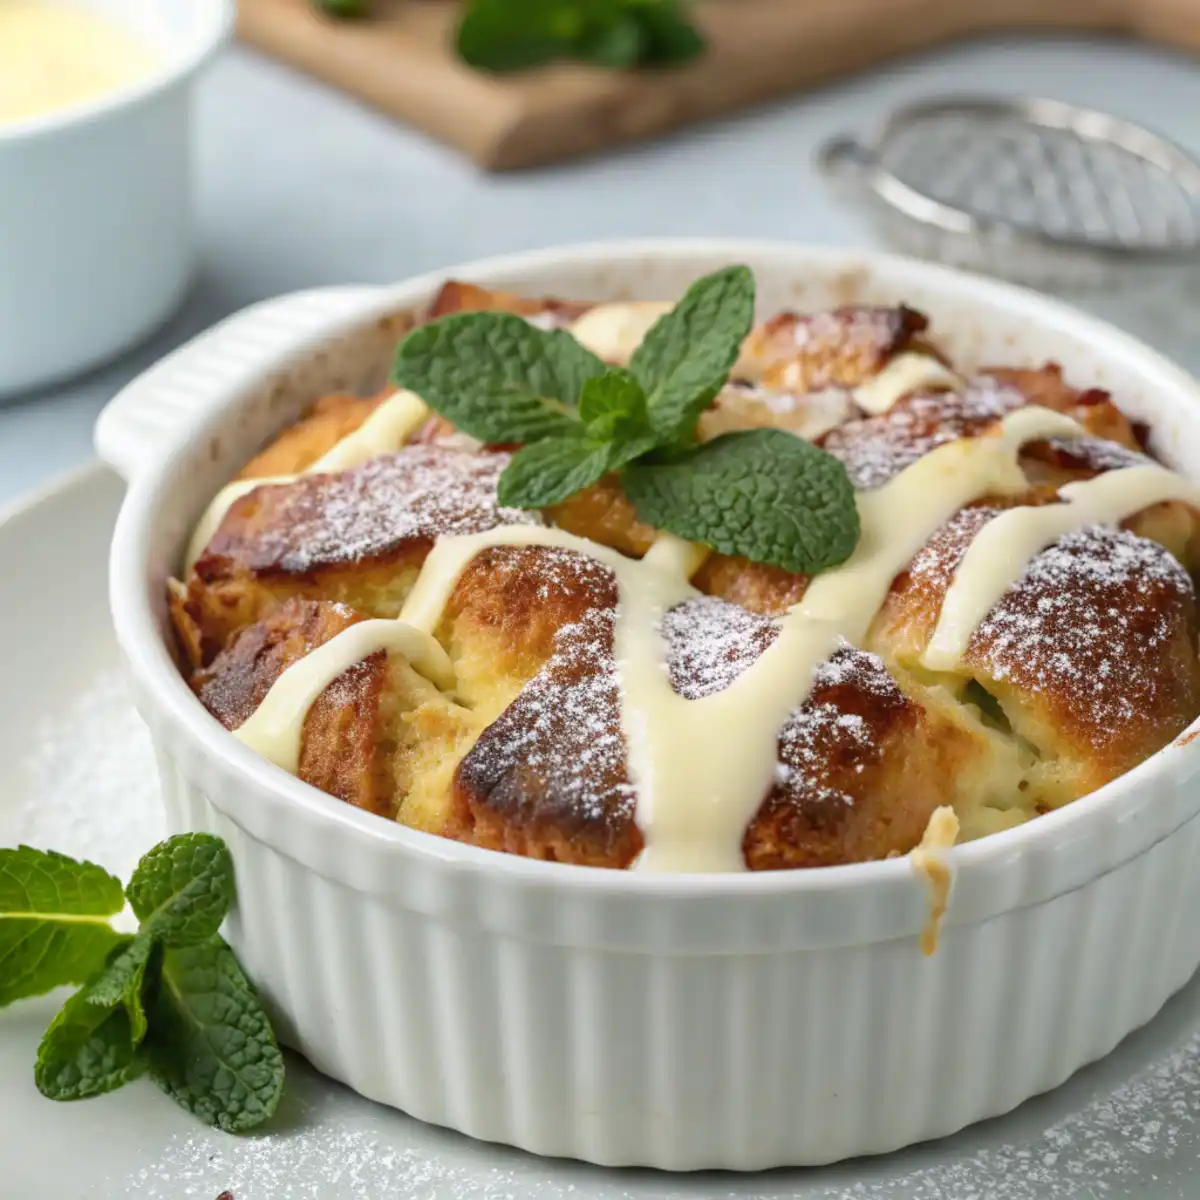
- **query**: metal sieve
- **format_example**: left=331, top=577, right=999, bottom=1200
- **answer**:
left=818, top=96, right=1200, bottom=293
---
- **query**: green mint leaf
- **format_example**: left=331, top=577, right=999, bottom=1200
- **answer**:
left=498, top=435, right=620, bottom=509
left=392, top=312, right=602, bottom=445
left=624, top=429, right=861, bottom=572
left=35, top=966, right=142, bottom=1101
left=312, top=0, right=369, bottom=17
left=125, top=833, right=234, bottom=948
left=578, top=369, right=650, bottom=442
left=455, top=0, right=703, bottom=72
left=457, top=0, right=586, bottom=73
left=634, top=0, right=706, bottom=64
left=144, top=937, right=285, bottom=1133
left=579, top=13, right=644, bottom=66
left=86, top=933, right=159, bottom=1046
left=0, top=846, right=125, bottom=1008
left=498, top=370, right=660, bottom=508
left=630, top=265, right=755, bottom=441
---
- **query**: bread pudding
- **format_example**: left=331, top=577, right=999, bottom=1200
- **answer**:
left=168, top=269, right=1200, bottom=875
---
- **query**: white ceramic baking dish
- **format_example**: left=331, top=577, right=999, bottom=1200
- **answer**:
left=0, top=0, right=232, bottom=398
left=98, top=241, right=1200, bottom=1170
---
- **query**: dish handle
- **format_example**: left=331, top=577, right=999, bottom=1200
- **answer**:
left=94, top=286, right=382, bottom=481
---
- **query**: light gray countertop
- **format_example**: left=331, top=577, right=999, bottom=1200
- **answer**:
left=5, top=34, right=1200, bottom=509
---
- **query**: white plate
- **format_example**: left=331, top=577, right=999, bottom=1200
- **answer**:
left=5, top=463, right=1200, bottom=1198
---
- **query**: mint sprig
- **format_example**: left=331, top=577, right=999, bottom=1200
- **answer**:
left=2, top=836, right=284, bottom=1132
left=393, top=265, right=862, bottom=574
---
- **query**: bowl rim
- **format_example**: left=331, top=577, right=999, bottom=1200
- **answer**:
left=108, top=237, right=1200, bottom=903
left=0, top=0, right=234, bottom=143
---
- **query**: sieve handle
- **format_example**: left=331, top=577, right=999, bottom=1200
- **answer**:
left=817, top=135, right=876, bottom=181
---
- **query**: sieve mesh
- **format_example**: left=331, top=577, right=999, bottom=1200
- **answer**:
left=820, top=97, right=1200, bottom=288
left=879, top=111, right=1200, bottom=249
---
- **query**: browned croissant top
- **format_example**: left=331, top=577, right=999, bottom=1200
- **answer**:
left=169, top=280, right=1200, bottom=870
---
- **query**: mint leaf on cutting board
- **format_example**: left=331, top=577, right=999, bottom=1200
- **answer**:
left=391, top=311, right=605, bottom=444
left=457, top=0, right=587, bottom=73
left=634, top=0, right=707, bottom=63
left=35, top=956, right=143, bottom=1101
left=629, top=265, right=756, bottom=441
left=578, top=13, right=645, bottom=67
left=0, top=846, right=126, bottom=1008
left=624, top=429, right=862, bottom=573
left=125, top=832, right=234, bottom=948
left=144, top=937, right=285, bottom=1134
left=455, top=0, right=706, bottom=74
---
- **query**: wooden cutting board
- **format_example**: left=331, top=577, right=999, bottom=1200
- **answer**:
left=237, top=0, right=1200, bottom=172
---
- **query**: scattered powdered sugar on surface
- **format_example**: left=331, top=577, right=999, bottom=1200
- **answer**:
left=823, top=1020, right=1200, bottom=1200
left=112, top=1004, right=1200, bottom=1198
left=16, top=667, right=164, bottom=882
left=220, top=446, right=538, bottom=575
left=970, top=526, right=1194, bottom=737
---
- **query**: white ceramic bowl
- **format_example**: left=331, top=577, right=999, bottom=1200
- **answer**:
left=0, top=0, right=232, bottom=398
left=98, top=241, right=1200, bottom=1170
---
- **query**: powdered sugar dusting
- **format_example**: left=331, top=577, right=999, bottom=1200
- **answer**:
left=659, top=603, right=906, bottom=815
left=1040, top=435, right=1149, bottom=473
left=457, top=579, right=636, bottom=830
left=702, top=380, right=856, bottom=442
left=773, top=645, right=906, bottom=810
left=753, top=306, right=927, bottom=394
left=822, top=376, right=1027, bottom=489
left=208, top=446, right=538, bottom=575
left=661, top=595, right=778, bottom=699
left=462, top=594, right=914, bottom=838
left=969, top=526, right=1195, bottom=741
left=787, top=306, right=922, bottom=354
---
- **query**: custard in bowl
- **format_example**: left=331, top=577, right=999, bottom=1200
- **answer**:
left=0, top=0, right=232, bottom=396
left=102, top=243, right=1200, bottom=1169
